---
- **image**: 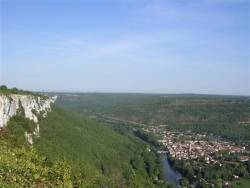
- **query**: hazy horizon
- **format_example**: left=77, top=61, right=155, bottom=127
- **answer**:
left=37, top=89, right=250, bottom=97
left=1, top=0, right=250, bottom=95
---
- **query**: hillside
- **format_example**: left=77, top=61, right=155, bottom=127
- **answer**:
left=54, top=93, right=250, bottom=187
left=0, top=131, right=74, bottom=188
left=0, top=87, right=169, bottom=188
left=35, top=106, right=168, bottom=187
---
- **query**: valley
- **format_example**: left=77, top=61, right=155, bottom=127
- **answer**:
left=2, top=0, right=249, bottom=187
left=0, top=87, right=170, bottom=188
left=56, top=93, right=250, bottom=188
left=1, top=87, right=250, bottom=187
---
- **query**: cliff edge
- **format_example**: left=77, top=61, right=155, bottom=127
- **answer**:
left=0, top=86, right=56, bottom=143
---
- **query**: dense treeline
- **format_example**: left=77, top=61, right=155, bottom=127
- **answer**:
left=56, top=93, right=250, bottom=143
left=99, top=120, right=167, bottom=182
left=55, top=93, right=250, bottom=187
left=133, top=129, right=160, bottom=148
left=0, top=104, right=170, bottom=187
left=170, top=152, right=250, bottom=188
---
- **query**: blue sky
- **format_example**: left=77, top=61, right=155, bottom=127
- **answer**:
left=1, top=0, right=250, bottom=95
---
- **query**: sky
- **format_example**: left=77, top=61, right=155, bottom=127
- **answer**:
left=1, top=0, right=250, bottom=95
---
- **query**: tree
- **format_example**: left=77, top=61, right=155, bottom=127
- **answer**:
left=0, top=85, right=7, bottom=90
left=180, top=177, right=189, bottom=187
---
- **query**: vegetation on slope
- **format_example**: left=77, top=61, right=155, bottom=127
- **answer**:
left=0, top=130, right=74, bottom=188
left=0, top=102, right=169, bottom=187
left=36, top=106, right=169, bottom=187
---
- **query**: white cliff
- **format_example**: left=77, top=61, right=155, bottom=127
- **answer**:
left=0, top=94, right=57, bottom=144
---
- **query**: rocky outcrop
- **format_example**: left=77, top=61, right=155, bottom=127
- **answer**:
left=0, top=94, right=57, bottom=144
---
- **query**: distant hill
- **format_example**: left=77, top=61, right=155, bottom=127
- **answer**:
left=55, top=93, right=250, bottom=143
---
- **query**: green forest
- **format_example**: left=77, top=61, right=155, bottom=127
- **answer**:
left=36, top=106, right=169, bottom=187
left=56, top=93, right=250, bottom=143
left=1, top=88, right=250, bottom=187
left=0, top=95, right=169, bottom=187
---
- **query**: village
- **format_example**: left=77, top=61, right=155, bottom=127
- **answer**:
left=143, top=125, right=249, bottom=164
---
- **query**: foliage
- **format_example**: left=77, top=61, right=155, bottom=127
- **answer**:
left=34, top=106, right=169, bottom=187
left=134, top=129, right=159, bottom=147
left=56, top=93, right=250, bottom=143
left=171, top=153, right=250, bottom=187
left=5, top=115, right=36, bottom=146
left=0, top=133, right=74, bottom=188
left=0, top=85, right=46, bottom=98
left=231, top=178, right=250, bottom=188
left=0, top=87, right=171, bottom=187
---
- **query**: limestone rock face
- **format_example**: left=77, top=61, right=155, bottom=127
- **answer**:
left=0, top=94, right=56, bottom=128
left=0, top=94, right=56, bottom=144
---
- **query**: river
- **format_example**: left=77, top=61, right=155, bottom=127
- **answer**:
left=161, top=154, right=182, bottom=188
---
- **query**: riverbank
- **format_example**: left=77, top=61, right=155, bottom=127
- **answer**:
left=160, top=154, right=182, bottom=188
